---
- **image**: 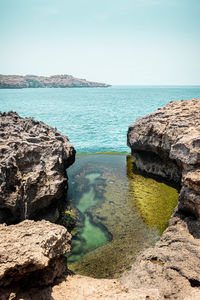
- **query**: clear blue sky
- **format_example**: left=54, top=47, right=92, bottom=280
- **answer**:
left=0, top=0, right=199, bottom=85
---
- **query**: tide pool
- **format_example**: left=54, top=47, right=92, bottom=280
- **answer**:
left=66, top=154, right=178, bottom=278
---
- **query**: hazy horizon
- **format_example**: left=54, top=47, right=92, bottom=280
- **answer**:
left=1, top=0, right=200, bottom=85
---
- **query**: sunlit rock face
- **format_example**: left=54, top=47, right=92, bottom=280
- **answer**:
left=121, top=210, right=200, bottom=300
left=0, top=111, right=75, bottom=224
left=127, top=98, right=200, bottom=218
left=124, top=99, right=200, bottom=299
left=0, top=220, right=71, bottom=291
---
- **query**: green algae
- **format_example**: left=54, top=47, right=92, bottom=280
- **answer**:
left=126, top=155, right=179, bottom=234
left=66, top=154, right=178, bottom=278
left=60, top=208, right=78, bottom=232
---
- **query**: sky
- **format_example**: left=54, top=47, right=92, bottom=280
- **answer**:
left=0, top=0, right=200, bottom=85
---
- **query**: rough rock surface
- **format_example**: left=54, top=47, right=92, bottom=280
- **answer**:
left=121, top=211, right=200, bottom=299
left=3, top=271, right=200, bottom=300
left=0, top=111, right=75, bottom=224
left=0, top=220, right=71, bottom=289
left=0, top=274, right=160, bottom=300
left=127, top=98, right=200, bottom=217
left=125, top=99, right=200, bottom=299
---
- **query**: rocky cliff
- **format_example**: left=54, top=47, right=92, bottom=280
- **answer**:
left=0, top=74, right=111, bottom=88
left=0, top=111, right=75, bottom=224
left=127, top=98, right=200, bottom=218
left=123, top=98, right=200, bottom=299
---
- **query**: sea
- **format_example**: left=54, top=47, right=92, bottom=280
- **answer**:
left=1, top=85, right=196, bottom=277
left=0, top=86, right=199, bottom=153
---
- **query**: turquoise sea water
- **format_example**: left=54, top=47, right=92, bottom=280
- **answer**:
left=0, top=86, right=199, bottom=153
left=0, top=86, right=186, bottom=277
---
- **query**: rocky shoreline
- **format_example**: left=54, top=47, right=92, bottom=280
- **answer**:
left=0, top=111, right=75, bottom=224
left=123, top=98, right=200, bottom=299
left=0, top=112, right=75, bottom=298
left=0, top=99, right=200, bottom=299
left=127, top=99, right=200, bottom=218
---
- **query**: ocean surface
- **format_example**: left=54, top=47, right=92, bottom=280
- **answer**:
left=0, top=86, right=199, bottom=153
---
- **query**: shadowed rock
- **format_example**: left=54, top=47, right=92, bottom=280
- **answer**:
left=0, top=111, right=75, bottom=224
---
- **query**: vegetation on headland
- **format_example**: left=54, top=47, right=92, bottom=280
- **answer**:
left=0, top=74, right=111, bottom=89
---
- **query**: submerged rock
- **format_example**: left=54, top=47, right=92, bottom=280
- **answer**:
left=125, top=99, right=200, bottom=299
left=0, top=111, right=75, bottom=224
left=0, top=220, right=71, bottom=289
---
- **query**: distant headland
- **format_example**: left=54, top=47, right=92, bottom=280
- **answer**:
left=0, top=74, right=111, bottom=89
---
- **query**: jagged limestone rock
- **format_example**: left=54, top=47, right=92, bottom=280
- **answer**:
left=125, top=99, right=200, bottom=299
left=127, top=98, right=200, bottom=217
left=0, top=111, right=75, bottom=224
left=0, top=220, right=71, bottom=288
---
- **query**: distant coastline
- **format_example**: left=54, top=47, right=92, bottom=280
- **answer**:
left=0, top=74, right=111, bottom=89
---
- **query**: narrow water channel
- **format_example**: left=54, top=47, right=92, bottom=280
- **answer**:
left=66, top=154, right=178, bottom=278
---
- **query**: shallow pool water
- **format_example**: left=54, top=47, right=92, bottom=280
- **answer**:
left=66, top=154, right=178, bottom=278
